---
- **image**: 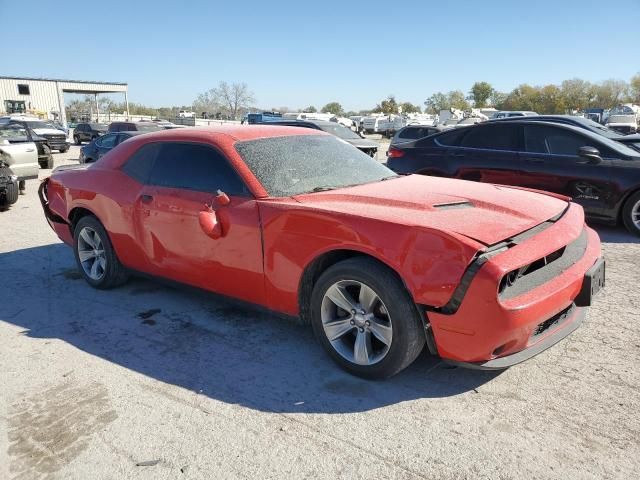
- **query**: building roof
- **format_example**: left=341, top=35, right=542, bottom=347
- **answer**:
left=0, top=75, right=127, bottom=86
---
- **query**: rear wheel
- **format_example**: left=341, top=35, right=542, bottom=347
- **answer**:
left=622, top=191, right=640, bottom=236
left=74, top=135, right=81, bottom=145
left=73, top=216, right=129, bottom=289
left=310, top=257, right=425, bottom=379
left=0, top=181, right=18, bottom=206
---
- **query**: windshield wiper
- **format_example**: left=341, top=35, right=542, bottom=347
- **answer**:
left=310, top=186, right=338, bottom=192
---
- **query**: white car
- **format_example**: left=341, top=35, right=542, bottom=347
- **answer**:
left=0, top=137, right=39, bottom=196
left=177, top=111, right=195, bottom=118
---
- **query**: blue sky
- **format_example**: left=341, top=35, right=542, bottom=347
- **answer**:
left=1, top=0, right=638, bottom=111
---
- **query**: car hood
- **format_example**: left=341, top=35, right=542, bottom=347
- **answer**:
left=344, top=138, right=379, bottom=149
left=293, top=175, right=568, bottom=245
left=32, top=128, right=66, bottom=136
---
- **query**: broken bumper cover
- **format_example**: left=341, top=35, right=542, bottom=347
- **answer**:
left=444, top=304, right=586, bottom=370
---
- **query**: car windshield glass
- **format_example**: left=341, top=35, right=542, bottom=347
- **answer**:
left=317, top=123, right=361, bottom=140
left=24, top=121, right=50, bottom=129
left=90, top=123, right=108, bottom=131
left=136, top=124, right=163, bottom=132
left=235, top=135, right=395, bottom=197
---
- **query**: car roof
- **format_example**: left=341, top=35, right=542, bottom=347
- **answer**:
left=115, top=125, right=328, bottom=142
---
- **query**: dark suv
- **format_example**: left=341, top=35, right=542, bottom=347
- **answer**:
left=387, top=120, right=640, bottom=235
left=73, top=123, right=108, bottom=144
left=108, top=122, right=163, bottom=133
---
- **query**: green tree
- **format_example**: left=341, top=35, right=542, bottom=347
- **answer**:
left=630, top=73, right=640, bottom=103
left=303, top=105, right=317, bottom=113
left=448, top=90, right=470, bottom=110
left=592, top=79, right=629, bottom=108
left=468, top=82, right=494, bottom=107
left=399, top=102, right=421, bottom=114
left=560, top=79, right=594, bottom=111
left=373, top=95, right=399, bottom=114
left=424, top=92, right=449, bottom=113
left=321, top=102, right=344, bottom=116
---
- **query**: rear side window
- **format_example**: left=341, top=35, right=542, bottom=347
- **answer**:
left=524, top=125, right=595, bottom=156
left=149, top=142, right=248, bottom=195
left=431, top=128, right=469, bottom=147
left=122, top=143, right=160, bottom=183
left=399, top=127, right=435, bottom=140
left=462, top=124, right=519, bottom=151
left=96, top=134, right=117, bottom=148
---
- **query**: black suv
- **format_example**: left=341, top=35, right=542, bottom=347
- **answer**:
left=73, top=123, right=108, bottom=144
left=107, top=122, right=163, bottom=133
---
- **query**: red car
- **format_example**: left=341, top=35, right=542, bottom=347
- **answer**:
left=39, top=126, right=605, bottom=378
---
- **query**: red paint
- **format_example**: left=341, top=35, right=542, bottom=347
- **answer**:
left=41, top=126, right=603, bottom=365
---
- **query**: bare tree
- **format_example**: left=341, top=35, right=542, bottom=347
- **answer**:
left=194, top=82, right=255, bottom=120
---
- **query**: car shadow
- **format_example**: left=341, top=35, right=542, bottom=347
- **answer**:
left=0, top=244, right=499, bottom=414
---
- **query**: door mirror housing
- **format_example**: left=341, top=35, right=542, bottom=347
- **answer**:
left=578, top=146, right=602, bottom=164
left=199, top=205, right=223, bottom=239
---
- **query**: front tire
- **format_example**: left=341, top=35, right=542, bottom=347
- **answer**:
left=73, top=216, right=129, bottom=289
left=310, top=257, right=425, bottom=379
left=74, top=135, right=81, bottom=145
left=622, top=191, right=640, bottom=236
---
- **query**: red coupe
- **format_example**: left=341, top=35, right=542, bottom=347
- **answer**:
left=39, top=126, right=605, bottom=378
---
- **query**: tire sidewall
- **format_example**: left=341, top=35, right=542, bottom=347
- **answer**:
left=310, top=258, right=424, bottom=379
left=622, top=191, right=640, bottom=236
left=73, top=216, right=122, bottom=289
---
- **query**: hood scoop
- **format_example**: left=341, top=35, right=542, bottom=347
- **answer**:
left=432, top=200, right=473, bottom=210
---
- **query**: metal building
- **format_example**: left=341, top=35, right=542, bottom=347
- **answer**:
left=0, top=76, right=129, bottom=127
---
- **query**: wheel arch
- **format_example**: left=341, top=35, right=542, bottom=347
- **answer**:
left=618, top=186, right=640, bottom=224
left=68, top=205, right=101, bottom=237
left=297, top=248, right=415, bottom=325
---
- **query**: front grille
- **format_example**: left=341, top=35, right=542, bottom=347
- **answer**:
left=499, top=228, right=588, bottom=300
left=43, top=134, right=67, bottom=147
left=531, top=305, right=573, bottom=338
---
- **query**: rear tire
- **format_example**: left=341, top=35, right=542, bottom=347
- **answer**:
left=73, top=216, right=129, bottom=289
left=622, top=191, right=640, bottom=236
left=1, top=181, right=19, bottom=206
left=310, top=257, right=425, bottom=379
left=74, top=135, right=81, bottom=145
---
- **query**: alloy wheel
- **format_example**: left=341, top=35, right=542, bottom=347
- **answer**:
left=77, top=226, right=106, bottom=281
left=321, top=280, right=393, bottom=365
left=632, top=199, right=640, bottom=230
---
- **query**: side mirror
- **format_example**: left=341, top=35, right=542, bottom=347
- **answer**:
left=199, top=205, right=223, bottom=239
left=578, top=146, right=602, bottom=164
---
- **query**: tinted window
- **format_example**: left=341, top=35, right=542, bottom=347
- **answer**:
left=462, top=124, right=519, bottom=151
left=96, top=134, right=117, bottom=148
left=432, top=128, right=468, bottom=147
left=122, top=143, right=160, bottom=183
left=524, top=125, right=591, bottom=155
left=149, top=142, right=248, bottom=195
left=399, top=127, right=433, bottom=140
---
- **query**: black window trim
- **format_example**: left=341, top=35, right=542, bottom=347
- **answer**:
left=121, top=140, right=253, bottom=198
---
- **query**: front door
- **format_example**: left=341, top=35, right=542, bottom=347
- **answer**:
left=134, top=141, right=265, bottom=305
left=518, top=124, right=613, bottom=219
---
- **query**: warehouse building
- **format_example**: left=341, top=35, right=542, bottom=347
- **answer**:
left=0, top=76, right=129, bottom=127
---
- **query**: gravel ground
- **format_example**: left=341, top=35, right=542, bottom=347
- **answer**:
left=0, top=145, right=638, bottom=480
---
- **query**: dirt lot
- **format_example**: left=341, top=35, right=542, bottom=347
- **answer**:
left=0, top=144, right=638, bottom=480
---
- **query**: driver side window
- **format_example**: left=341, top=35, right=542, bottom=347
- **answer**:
left=148, top=142, right=249, bottom=195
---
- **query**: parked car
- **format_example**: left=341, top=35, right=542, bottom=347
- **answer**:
left=0, top=123, right=53, bottom=169
left=489, top=114, right=640, bottom=152
left=389, top=125, right=443, bottom=149
left=252, top=119, right=379, bottom=157
left=0, top=159, right=19, bottom=207
left=40, top=126, right=603, bottom=378
left=387, top=120, right=640, bottom=235
left=79, top=131, right=144, bottom=163
left=108, top=122, right=163, bottom=133
left=0, top=133, right=39, bottom=185
left=0, top=116, right=69, bottom=153
left=492, top=111, right=538, bottom=119
left=73, top=123, right=108, bottom=144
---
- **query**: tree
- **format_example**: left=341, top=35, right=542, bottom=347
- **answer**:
left=560, top=79, right=595, bottom=111
left=373, top=95, right=399, bottom=114
left=194, top=81, right=255, bottom=119
left=424, top=92, right=449, bottom=114
left=448, top=90, right=470, bottom=110
left=303, top=105, right=317, bottom=113
left=490, top=91, right=508, bottom=109
left=468, top=82, right=494, bottom=108
left=321, top=102, right=344, bottom=116
left=592, top=79, right=629, bottom=108
left=630, top=73, right=640, bottom=103
left=399, top=102, right=421, bottom=114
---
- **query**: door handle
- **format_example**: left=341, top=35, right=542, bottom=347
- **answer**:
left=26, top=148, right=35, bottom=152
left=140, top=194, right=153, bottom=204
left=524, top=158, right=545, bottom=164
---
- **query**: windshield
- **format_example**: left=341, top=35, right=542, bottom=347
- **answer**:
left=24, top=121, right=50, bottom=129
left=136, top=124, right=163, bottom=132
left=235, top=135, right=395, bottom=197
left=318, top=123, right=362, bottom=140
